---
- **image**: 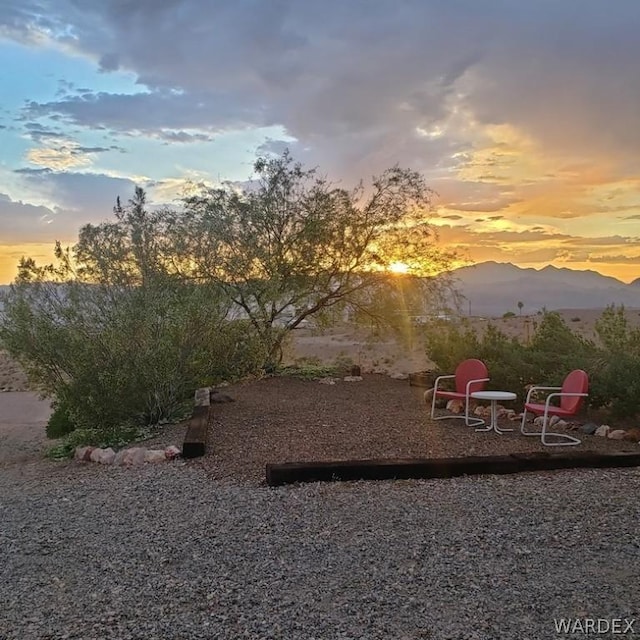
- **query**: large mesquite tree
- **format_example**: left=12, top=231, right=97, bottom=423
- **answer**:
left=166, top=152, right=456, bottom=365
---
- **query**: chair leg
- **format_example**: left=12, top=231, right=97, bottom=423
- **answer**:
left=464, top=398, right=484, bottom=427
left=430, top=393, right=484, bottom=426
left=520, top=409, right=537, bottom=436
left=541, top=414, right=581, bottom=446
left=430, top=389, right=438, bottom=420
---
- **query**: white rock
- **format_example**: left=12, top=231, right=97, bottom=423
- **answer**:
left=554, top=420, right=568, bottom=428
left=194, top=387, right=211, bottom=407
left=533, top=416, right=545, bottom=427
left=318, top=377, right=336, bottom=385
left=608, top=429, right=627, bottom=440
left=96, top=447, right=115, bottom=464
left=595, top=425, right=611, bottom=437
left=113, top=449, right=129, bottom=466
left=423, top=388, right=434, bottom=404
left=90, top=448, right=104, bottom=463
left=389, top=372, right=408, bottom=380
left=114, top=447, right=146, bottom=466
left=343, top=376, right=363, bottom=382
left=446, top=399, right=464, bottom=414
left=129, top=447, right=147, bottom=465
left=549, top=415, right=561, bottom=427
left=144, top=449, right=167, bottom=463
left=74, top=446, right=95, bottom=462
left=165, top=445, right=181, bottom=460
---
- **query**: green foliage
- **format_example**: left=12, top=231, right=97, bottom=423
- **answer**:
left=277, top=363, right=340, bottom=380
left=0, top=189, right=265, bottom=444
left=502, top=311, right=516, bottom=318
left=425, top=311, right=598, bottom=405
left=46, top=401, right=75, bottom=439
left=588, top=305, right=640, bottom=416
left=169, top=152, right=456, bottom=365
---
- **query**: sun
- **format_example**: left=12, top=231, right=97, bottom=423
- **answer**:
left=388, top=261, right=410, bottom=274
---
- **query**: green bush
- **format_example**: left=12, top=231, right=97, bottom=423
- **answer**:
left=46, top=401, right=76, bottom=439
left=0, top=280, right=264, bottom=440
left=425, top=311, right=599, bottom=407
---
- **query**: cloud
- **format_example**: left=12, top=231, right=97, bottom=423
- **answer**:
left=3, top=0, right=640, bottom=282
left=0, top=193, right=66, bottom=243
left=13, top=168, right=139, bottom=223
left=588, top=254, right=640, bottom=264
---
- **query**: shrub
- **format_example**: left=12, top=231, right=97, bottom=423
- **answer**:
left=46, top=401, right=76, bottom=439
left=0, top=279, right=264, bottom=439
left=424, top=311, right=598, bottom=405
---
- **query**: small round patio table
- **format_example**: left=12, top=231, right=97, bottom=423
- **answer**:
left=471, top=391, right=517, bottom=435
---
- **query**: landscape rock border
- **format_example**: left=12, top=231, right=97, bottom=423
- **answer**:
left=75, top=445, right=181, bottom=466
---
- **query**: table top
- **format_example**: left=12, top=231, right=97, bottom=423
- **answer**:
left=471, top=391, right=517, bottom=401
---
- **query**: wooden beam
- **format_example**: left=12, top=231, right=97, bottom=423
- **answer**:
left=265, top=451, right=640, bottom=486
left=182, top=405, right=211, bottom=459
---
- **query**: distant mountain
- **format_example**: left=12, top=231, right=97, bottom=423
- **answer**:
left=449, top=261, right=640, bottom=316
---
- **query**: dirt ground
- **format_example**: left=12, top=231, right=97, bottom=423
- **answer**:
left=174, top=374, right=638, bottom=485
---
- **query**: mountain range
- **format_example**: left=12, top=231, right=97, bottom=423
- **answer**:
left=449, top=261, right=640, bottom=316
left=2, top=261, right=639, bottom=318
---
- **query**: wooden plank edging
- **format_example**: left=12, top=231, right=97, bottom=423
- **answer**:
left=182, top=404, right=212, bottom=459
left=265, top=451, right=640, bottom=486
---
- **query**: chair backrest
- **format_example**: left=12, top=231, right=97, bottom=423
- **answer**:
left=560, top=369, right=589, bottom=414
left=454, top=359, right=488, bottom=394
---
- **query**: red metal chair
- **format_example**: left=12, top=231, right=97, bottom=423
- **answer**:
left=520, top=369, right=589, bottom=446
left=430, top=359, right=489, bottom=427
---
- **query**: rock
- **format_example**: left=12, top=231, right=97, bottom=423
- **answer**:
left=343, top=376, right=363, bottom=382
left=580, top=422, right=599, bottom=435
left=554, top=420, right=568, bottom=428
left=608, top=429, right=627, bottom=440
left=594, top=425, right=611, bottom=437
left=96, top=448, right=115, bottom=464
left=114, top=447, right=147, bottom=466
left=318, top=377, right=336, bottom=385
left=389, top=372, right=408, bottom=380
left=129, top=447, right=147, bottom=465
left=113, top=449, right=129, bottom=466
left=474, top=405, right=485, bottom=417
left=74, top=446, right=95, bottom=462
left=165, top=445, right=181, bottom=460
left=623, top=427, right=640, bottom=443
left=210, top=391, right=235, bottom=403
left=194, top=387, right=211, bottom=407
left=446, top=399, right=464, bottom=414
left=423, top=388, right=434, bottom=404
left=549, top=415, right=561, bottom=427
left=90, top=448, right=103, bottom=463
left=533, top=416, right=545, bottom=427
left=144, top=449, right=167, bottom=463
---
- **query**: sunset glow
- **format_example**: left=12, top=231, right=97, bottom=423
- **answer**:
left=388, top=261, right=410, bottom=275
left=0, top=3, right=639, bottom=285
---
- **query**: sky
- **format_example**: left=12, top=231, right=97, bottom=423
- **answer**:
left=1, top=0, right=640, bottom=284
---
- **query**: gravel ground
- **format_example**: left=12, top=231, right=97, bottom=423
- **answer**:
left=1, top=462, right=639, bottom=639
left=2, top=375, right=640, bottom=639
left=192, top=375, right=639, bottom=485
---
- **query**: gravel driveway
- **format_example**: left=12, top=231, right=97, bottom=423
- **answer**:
left=1, top=462, right=639, bottom=639
left=0, top=392, right=51, bottom=466
left=1, top=383, right=639, bottom=639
